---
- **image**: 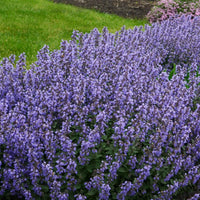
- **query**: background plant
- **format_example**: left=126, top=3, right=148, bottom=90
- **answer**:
left=146, top=0, right=200, bottom=23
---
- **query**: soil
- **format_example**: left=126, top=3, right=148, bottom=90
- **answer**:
left=52, top=0, right=157, bottom=19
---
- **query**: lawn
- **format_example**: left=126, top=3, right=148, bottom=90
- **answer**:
left=0, top=0, right=148, bottom=66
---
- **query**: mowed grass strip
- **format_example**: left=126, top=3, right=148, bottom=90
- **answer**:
left=0, top=0, right=148, bottom=66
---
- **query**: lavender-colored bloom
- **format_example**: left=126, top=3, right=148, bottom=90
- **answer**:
left=0, top=15, right=200, bottom=199
left=117, top=181, right=135, bottom=200
left=99, top=184, right=111, bottom=200
left=74, top=194, right=87, bottom=200
left=187, top=194, right=200, bottom=200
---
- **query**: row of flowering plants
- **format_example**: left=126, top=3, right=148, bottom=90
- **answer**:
left=146, top=0, right=200, bottom=23
left=0, top=15, right=200, bottom=200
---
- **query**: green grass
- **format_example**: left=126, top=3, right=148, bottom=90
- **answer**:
left=0, top=0, right=148, bottom=66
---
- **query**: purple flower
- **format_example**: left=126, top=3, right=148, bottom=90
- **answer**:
left=0, top=15, right=200, bottom=199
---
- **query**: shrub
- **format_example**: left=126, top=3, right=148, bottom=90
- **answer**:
left=0, top=15, right=200, bottom=200
left=146, top=0, right=200, bottom=23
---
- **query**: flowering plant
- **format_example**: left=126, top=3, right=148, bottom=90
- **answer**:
left=146, top=0, right=200, bottom=23
left=0, top=15, right=200, bottom=200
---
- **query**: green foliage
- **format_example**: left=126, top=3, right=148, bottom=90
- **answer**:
left=173, top=181, right=200, bottom=199
left=0, top=193, right=23, bottom=200
left=168, top=64, right=176, bottom=80
left=51, top=118, right=63, bottom=132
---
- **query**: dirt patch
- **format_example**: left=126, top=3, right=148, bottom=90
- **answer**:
left=53, top=0, right=156, bottom=19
